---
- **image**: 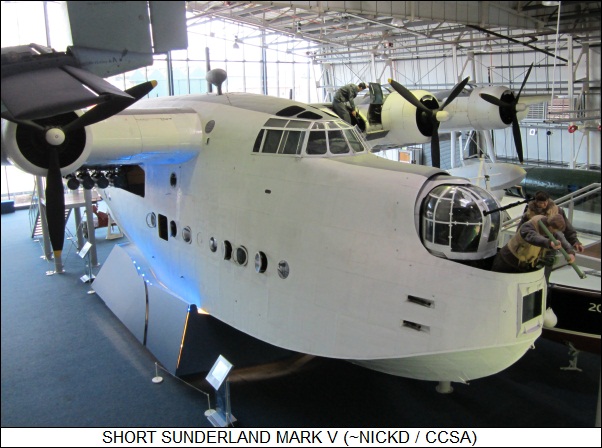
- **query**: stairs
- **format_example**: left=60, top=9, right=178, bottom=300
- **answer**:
left=31, top=208, right=71, bottom=239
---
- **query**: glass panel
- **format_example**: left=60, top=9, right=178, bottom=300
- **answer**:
left=485, top=197, right=501, bottom=242
left=225, top=61, right=245, bottom=92
left=241, top=62, right=263, bottom=94
left=328, top=130, right=350, bottom=154
left=279, top=131, right=303, bottom=155
left=189, top=66, right=208, bottom=94
left=452, top=192, right=482, bottom=223
left=344, top=129, right=363, bottom=153
left=265, top=118, right=289, bottom=128
left=306, top=131, right=327, bottom=155
left=171, top=60, right=190, bottom=95
left=450, top=224, right=481, bottom=252
left=425, top=196, right=436, bottom=219
left=522, top=290, right=543, bottom=323
left=434, top=223, right=450, bottom=245
left=145, top=60, right=170, bottom=97
left=435, top=199, right=452, bottom=222
left=311, top=122, right=325, bottom=129
left=424, top=220, right=434, bottom=243
left=252, top=129, right=265, bottom=152
left=263, top=130, right=283, bottom=153
left=286, top=121, right=311, bottom=129
left=266, top=62, right=279, bottom=97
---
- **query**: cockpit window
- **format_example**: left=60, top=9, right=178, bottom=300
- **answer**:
left=252, top=129, right=265, bottom=153
left=328, top=130, right=350, bottom=154
left=286, top=121, right=311, bottom=129
left=263, top=130, right=283, bottom=153
left=344, top=129, right=363, bottom=153
left=265, top=118, right=289, bottom=127
left=421, top=184, right=500, bottom=260
left=253, top=118, right=369, bottom=156
left=279, top=131, right=303, bottom=155
left=306, top=131, right=327, bottom=155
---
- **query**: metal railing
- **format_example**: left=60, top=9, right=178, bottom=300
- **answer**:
left=501, top=183, right=601, bottom=233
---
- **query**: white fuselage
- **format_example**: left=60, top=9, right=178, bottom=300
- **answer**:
left=0, top=92, right=547, bottom=382
left=84, top=94, right=547, bottom=382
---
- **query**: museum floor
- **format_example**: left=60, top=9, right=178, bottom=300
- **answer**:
left=1, top=208, right=599, bottom=428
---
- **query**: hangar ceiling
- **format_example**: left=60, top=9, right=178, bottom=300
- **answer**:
left=186, top=1, right=601, bottom=62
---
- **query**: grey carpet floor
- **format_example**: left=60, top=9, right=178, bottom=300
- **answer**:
left=2, top=208, right=600, bottom=428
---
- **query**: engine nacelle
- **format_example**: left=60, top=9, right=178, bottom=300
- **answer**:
left=1, top=109, right=202, bottom=177
left=1, top=114, right=92, bottom=176
left=381, top=90, right=437, bottom=145
left=440, top=86, right=523, bottom=132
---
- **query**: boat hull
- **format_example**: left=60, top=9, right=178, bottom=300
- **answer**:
left=352, top=341, right=535, bottom=382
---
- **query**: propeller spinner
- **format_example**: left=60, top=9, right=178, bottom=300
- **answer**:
left=388, top=77, right=469, bottom=168
left=7, top=80, right=157, bottom=266
left=479, top=63, right=533, bottom=164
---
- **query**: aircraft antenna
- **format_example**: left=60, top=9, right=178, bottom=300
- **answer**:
left=206, top=69, right=227, bottom=95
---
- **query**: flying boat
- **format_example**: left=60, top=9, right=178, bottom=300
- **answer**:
left=1, top=49, right=549, bottom=385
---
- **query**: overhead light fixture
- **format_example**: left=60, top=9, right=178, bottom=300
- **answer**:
left=482, top=42, right=492, bottom=52
left=542, top=1, right=560, bottom=6
left=233, top=36, right=240, bottom=49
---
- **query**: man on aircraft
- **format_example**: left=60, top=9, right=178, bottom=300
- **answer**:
left=492, top=214, right=576, bottom=274
left=332, top=82, right=367, bottom=124
left=518, top=190, right=584, bottom=253
left=517, top=190, right=584, bottom=281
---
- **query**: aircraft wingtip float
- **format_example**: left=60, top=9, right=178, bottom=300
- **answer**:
left=1, top=45, right=548, bottom=385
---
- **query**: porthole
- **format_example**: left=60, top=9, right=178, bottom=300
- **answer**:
left=255, top=251, right=268, bottom=273
left=277, top=260, right=290, bottom=279
left=170, top=220, right=177, bottom=238
left=182, top=226, right=192, bottom=244
left=235, top=246, right=248, bottom=266
left=222, top=240, right=232, bottom=260
left=170, top=172, right=177, bottom=188
left=146, top=212, right=157, bottom=228
left=205, top=120, right=216, bottom=133
left=209, top=237, right=218, bottom=252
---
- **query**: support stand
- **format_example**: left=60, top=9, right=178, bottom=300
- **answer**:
left=106, top=213, right=124, bottom=240
left=152, top=362, right=164, bottom=384
left=560, top=342, right=582, bottom=372
left=78, top=241, right=95, bottom=294
left=204, top=355, right=236, bottom=427
left=436, top=381, right=454, bottom=394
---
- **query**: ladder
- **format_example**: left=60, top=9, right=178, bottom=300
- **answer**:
left=31, top=207, right=72, bottom=239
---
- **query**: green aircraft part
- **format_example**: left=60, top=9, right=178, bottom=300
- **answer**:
left=520, top=167, right=600, bottom=214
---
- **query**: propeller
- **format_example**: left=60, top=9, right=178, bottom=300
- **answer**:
left=479, top=63, right=533, bottom=164
left=388, top=77, right=469, bottom=168
left=11, top=80, right=157, bottom=264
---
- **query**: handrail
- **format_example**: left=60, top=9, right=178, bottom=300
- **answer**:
left=501, top=182, right=601, bottom=232
left=28, top=180, right=39, bottom=236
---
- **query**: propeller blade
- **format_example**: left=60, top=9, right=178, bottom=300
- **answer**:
left=511, top=117, right=524, bottom=164
left=124, top=80, right=158, bottom=100
left=63, top=81, right=157, bottom=133
left=430, top=121, right=441, bottom=168
left=515, top=63, right=533, bottom=103
left=44, top=147, right=66, bottom=258
left=479, top=93, right=509, bottom=108
left=388, top=78, right=431, bottom=114
left=440, top=77, right=470, bottom=110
